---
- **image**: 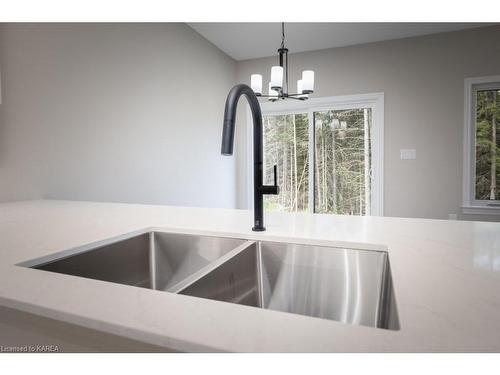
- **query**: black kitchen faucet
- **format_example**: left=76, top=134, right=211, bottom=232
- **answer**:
left=221, top=84, right=279, bottom=231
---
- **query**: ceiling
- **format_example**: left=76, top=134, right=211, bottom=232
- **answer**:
left=188, top=23, right=493, bottom=60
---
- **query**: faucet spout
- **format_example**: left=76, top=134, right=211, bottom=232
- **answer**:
left=221, top=84, right=279, bottom=231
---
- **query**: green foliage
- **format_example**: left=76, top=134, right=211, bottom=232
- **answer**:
left=475, top=90, right=500, bottom=200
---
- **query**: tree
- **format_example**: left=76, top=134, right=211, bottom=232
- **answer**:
left=476, top=90, right=500, bottom=201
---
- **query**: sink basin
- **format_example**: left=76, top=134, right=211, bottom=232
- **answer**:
left=30, top=231, right=247, bottom=292
left=177, top=241, right=399, bottom=330
left=23, top=230, right=399, bottom=330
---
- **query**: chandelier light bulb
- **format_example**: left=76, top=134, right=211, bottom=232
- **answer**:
left=297, top=79, right=308, bottom=99
left=268, top=82, right=279, bottom=101
left=270, top=66, right=284, bottom=90
left=250, top=74, right=262, bottom=95
left=302, top=70, right=315, bottom=93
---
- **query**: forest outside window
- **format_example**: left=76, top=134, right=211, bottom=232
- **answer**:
left=314, top=108, right=372, bottom=215
left=254, top=93, right=384, bottom=216
left=463, top=76, right=500, bottom=212
left=263, top=112, right=310, bottom=212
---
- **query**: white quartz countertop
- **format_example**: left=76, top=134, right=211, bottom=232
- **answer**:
left=1, top=200, right=500, bottom=352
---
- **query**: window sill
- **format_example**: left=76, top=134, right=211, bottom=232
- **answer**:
left=461, top=205, right=500, bottom=216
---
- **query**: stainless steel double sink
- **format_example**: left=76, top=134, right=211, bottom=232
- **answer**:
left=23, top=231, right=399, bottom=330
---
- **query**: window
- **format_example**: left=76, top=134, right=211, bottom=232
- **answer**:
left=463, top=76, right=500, bottom=213
left=247, top=93, right=384, bottom=216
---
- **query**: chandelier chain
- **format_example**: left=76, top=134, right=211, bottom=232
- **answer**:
left=281, top=22, right=285, bottom=49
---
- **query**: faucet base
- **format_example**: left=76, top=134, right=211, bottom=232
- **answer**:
left=252, top=226, right=266, bottom=232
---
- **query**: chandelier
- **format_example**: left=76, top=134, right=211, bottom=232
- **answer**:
left=250, top=23, right=315, bottom=101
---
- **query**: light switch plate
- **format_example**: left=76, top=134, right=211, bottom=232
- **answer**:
left=400, top=149, right=416, bottom=160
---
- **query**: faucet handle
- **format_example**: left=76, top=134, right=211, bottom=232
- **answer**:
left=260, top=165, right=279, bottom=195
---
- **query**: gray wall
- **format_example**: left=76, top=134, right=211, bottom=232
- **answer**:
left=0, top=23, right=237, bottom=208
left=1, top=24, right=499, bottom=220
left=235, top=25, right=500, bottom=219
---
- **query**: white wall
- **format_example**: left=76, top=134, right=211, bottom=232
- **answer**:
left=235, top=26, right=500, bottom=220
left=0, top=23, right=237, bottom=208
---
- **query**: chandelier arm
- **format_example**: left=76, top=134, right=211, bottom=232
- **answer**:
left=257, top=94, right=307, bottom=101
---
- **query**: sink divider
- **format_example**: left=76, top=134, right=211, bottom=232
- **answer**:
left=255, top=243, right=265, bottom=308
left=149, top=232, right=157, bottom=290
left=167, top=240, right=257, bottom=294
